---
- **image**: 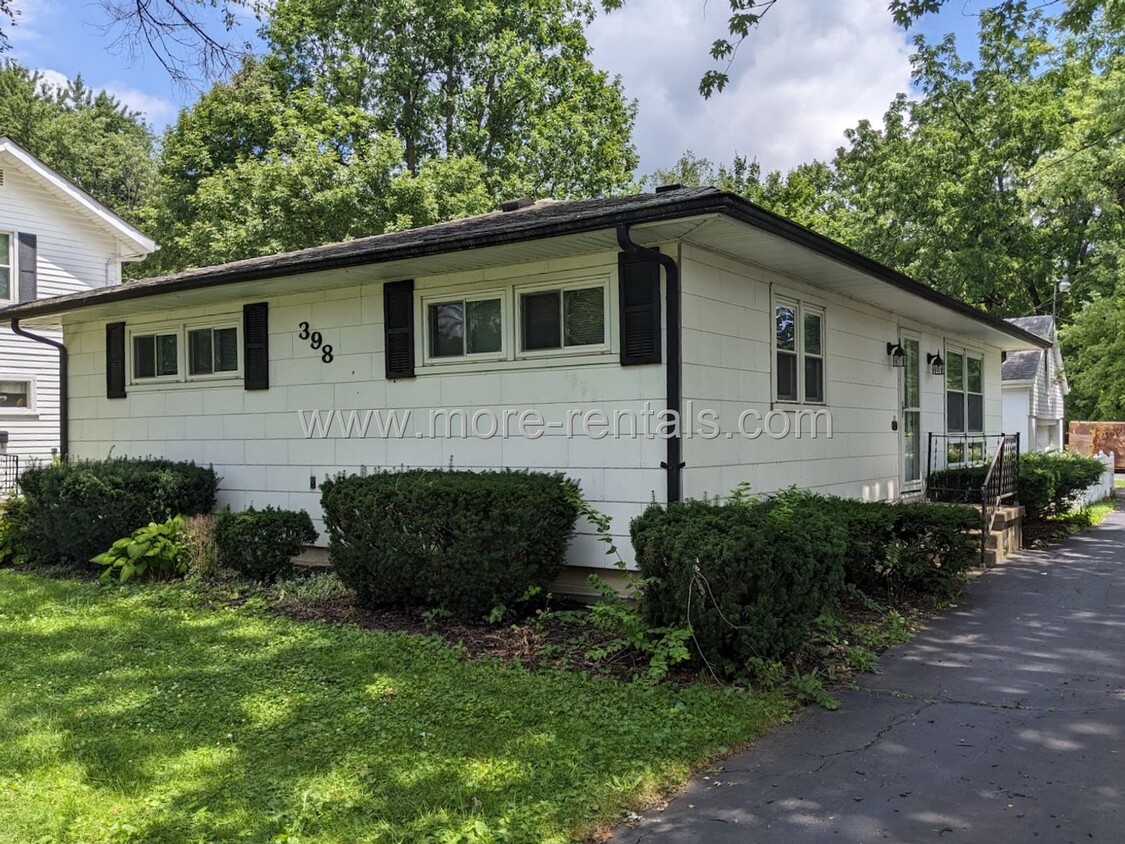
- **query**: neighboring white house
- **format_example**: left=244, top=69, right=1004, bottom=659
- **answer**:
left=0, top=137, right=156, bottom=464
left=0, top=187, right=1049, bottom=585
left=1001, top=315, right=1068, bottom=452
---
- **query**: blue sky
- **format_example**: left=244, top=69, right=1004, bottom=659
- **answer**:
left=7, top=0, right=986, bottom=175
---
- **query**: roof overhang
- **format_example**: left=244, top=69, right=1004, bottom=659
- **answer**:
left=0, top=136, right=157, bottom=256
left=0, top=188, right=1050, bottom=351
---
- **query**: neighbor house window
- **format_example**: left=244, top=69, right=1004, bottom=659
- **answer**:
left=0, top=232, right=11, bottom=302
left=427, top=295, right=503, bottom=358
left=520, top=284, right=606, bottom=352
left=133, top=332, right=179, bottom=380
left=0, top=378, right=31, bottom=410
left=188, top=326, right=239, bottom=376
left=775, top=298, right=825, bottom=403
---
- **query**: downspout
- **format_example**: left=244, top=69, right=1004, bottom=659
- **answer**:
left=616, top=225, right=683, bottom=503
left=11, top=319, right=68, bottom=458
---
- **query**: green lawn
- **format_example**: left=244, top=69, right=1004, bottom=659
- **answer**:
left=0, top=572, right=787, bottom=844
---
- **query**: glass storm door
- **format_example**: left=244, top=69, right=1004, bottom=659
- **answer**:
left=902, top=337, right=922, bottom=487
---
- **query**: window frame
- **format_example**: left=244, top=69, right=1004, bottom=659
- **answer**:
left=127, top=318, right=242, bottom=387
left=0, top=373, right=36, bottom=415
left=945, top=345, right=985, bottom=465
left=514, top=277, right=611, bottom=359
left=0, top=230, right=14, bottom=305
left=186, top=321, right=243, bottom=381
left=771, top=292, right=827, bottom=406
left=900, top=332, right=922, bottom=487
left=420, top=289, right=508, bottom=365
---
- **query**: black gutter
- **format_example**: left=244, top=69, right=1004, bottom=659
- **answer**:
left=616, top=224, right=683, bottom=503
left=11, top=320, right=67, bottom=457
left=0, top=191, right=1053, bottom=351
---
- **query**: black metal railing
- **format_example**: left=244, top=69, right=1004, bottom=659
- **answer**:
left=926, top=432, right=1013, bottom=477
left=980, top=434, right=1020, bottom=563
left=0, top=453, right=19, bottom=497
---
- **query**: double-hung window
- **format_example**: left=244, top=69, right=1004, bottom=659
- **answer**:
left=0, top=232, right=11, bottom=302
left=946, top=349, right=984, bottom=463
left=520, top=283, right=606, bottom=352
left=427, top=295, right=503, bottom=359
left=775, top=298, right=825, bottom=403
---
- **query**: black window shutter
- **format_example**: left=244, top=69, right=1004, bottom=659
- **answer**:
left=618, top=251, right=662, bottom=365
left=17, top=233, right=37, bottom=303
left=384, top=279, right=415, bottom=379
left=106, top=321, right=126, bottom=399
left=243, top=302, right=270, bottom=391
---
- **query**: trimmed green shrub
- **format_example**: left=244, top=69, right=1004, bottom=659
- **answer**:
left=321, top=470, right=580, bottom=619
left=774, top=491, right=980, bottom=600
left=632, top=495, right=847, bottom=675
left=928, top=451, right=1106, bottom=520
left=0, top=497, right=34, bottom=567
left=214, top=507, right=317, bottom=581
left=17, top=458, right=218, bottom=567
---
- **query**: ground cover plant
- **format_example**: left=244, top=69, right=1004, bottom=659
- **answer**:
left=0, top=571, right=788, bottom=844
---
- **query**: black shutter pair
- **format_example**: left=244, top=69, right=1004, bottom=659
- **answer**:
left=105, top=302, right=270, bottom=398
left=618, top=251, right=662, bottom=366
left=384, top=279, right=415, bottom=379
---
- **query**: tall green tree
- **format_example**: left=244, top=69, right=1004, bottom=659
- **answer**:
left=0, top=62, right=157, bottom=220
left=263, top=0, right=637, bottom=199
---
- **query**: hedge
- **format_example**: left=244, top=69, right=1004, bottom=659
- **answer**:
left=17, top=458, right=218, bottom=567
left=632, top=495, right=847, bottom=674
left=320, top=470, right=580, bottom=619
left=927, top=450, right=1106, bottom=520
left=214, top=506, right=318, bottom=581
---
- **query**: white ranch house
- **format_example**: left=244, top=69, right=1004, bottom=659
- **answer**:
left=1001, top=315, right=1068, bottom=453
left=0, top=137, right=156, bottom=470
left=0, top=188, right=1049, bottom=589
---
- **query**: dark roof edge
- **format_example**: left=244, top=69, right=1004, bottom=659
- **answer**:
left=0, top=190, right=1051, bottom=349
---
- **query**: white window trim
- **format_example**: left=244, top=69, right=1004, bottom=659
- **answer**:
left=0, top=229, right=14, bottom=306
left=420, top=289, right=508, bottom=366
left=771, top=291, right=827, bottom=407
left=0, top=373, right=36, bottom=416
left=127, top=318, right=242, bottom=387
left=514, top=276, right=612, bottom=359
left=944, top=344, right=986, bottom=465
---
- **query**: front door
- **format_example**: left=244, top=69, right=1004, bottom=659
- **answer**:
left=901, top=336, right=922, bottom=491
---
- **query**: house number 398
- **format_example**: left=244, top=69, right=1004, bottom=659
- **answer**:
left=298, top=322, right=334, bottom=363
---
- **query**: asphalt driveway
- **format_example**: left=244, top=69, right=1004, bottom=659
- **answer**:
left=614, top=506, right=1125, bottom=843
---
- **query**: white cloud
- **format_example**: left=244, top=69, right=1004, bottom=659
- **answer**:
left=103, top=84, right=178, bottom=124
left=588, top=0, right=915, bottom=176
left=36, top=67, right=69, bottom=91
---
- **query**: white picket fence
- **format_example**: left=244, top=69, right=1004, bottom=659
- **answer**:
left=1079, top=451, right=1116, bottom=507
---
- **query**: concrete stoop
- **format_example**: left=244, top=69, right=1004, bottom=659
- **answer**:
left=981, top=504, right=1024, bottom=567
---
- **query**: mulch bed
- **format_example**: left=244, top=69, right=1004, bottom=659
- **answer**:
left=273, top=594, right=666, bottom=683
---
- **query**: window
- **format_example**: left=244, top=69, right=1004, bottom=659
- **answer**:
left=129, top=321, right=241, bottom=384
left=520, top=285, right=605, bottom=352
left=946, top=349, right=984, bottom=464
left=0, top=379, right=31, bottom=410
left=946, top=350, right=983, bottom=434
left=774, top=298, right=825, bottom=403
left=133, top=332, right=179, bottom=380
left=188, top=326, right=239, bottom=376
left=427, top=296, right=503, bottom=358
left=0, top=232, right=10, bottom=302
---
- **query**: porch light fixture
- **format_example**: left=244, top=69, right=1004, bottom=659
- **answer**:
left=927, top=352, right=946, bottom=376
left=886, top=342, right=906, bottom=368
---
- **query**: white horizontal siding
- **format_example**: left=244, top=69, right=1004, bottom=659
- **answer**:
left=679, top=243, right=1005, bottom=503
left=0, top=158, right=148, bottom=460
left=64, top=250, right=667, bottom=569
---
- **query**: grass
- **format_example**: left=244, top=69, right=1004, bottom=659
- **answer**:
left=1023, top=499, right=1117, bottom=548
left=0, top=571, right=789, bottom=844
left=1115, top=475, right=1125, bottom=489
